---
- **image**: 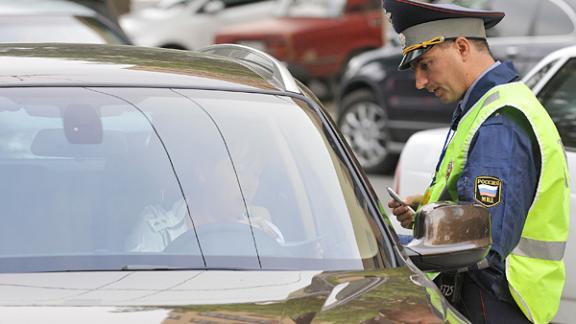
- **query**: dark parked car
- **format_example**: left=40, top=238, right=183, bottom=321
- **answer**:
left=0, top=43, right=490, bottom=322
left=337, top=0, right=576, bottom=173
left=0, top=0, right=131, bottom=44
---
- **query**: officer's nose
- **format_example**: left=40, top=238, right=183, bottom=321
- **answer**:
left=415, top=69, right=427, bottom=90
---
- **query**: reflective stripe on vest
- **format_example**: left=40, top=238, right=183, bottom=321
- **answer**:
left=423, top=81, right=569, bottom=323
left=512, top=237, right=566, bottom=261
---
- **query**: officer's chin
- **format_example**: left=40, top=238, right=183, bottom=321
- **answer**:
left=437, top=92, right=459, bottom=104
left=436, top=94, right=452, bottom=104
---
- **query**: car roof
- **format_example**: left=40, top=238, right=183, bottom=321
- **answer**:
left=532, top=44, right=576, bottom=68
left=0, top=43, right=284, bottom=91
left=0, top=0, right=96, bottom=16
left=523, top=44, right=576, bottom=84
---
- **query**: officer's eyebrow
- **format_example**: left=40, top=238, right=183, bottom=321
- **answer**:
left=410, top=58, right=424, bottom=71
left=409, top=59, right=418, bottom=71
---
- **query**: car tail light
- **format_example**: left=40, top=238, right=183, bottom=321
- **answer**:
left=264, top=37, right=289, bottom=60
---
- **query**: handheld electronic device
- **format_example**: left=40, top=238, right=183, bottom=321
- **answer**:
left=387, top=187, right=416, bottom=214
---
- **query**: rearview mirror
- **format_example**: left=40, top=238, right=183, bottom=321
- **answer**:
left=31, top=129, right=127, bottom=158
left=404, top=202, right=491, bottom=272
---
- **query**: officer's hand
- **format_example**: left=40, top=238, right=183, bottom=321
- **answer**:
left=387, top=195, right=422, bottom=229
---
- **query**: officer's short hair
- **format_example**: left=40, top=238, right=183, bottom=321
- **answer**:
left=438, top=38, right=494, bottom=58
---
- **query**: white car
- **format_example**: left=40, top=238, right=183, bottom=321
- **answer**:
left=120, top=0, right=275, bottom=50
left=0, top=0, right=131, bottom=45
left=393, top=45, right=576, bottom=323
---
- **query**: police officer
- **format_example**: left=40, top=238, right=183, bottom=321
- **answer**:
left=383, top=1, right=570, bottom=323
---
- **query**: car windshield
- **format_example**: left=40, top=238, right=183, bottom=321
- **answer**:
left=0, top=16, right=125, bottom=44
left=0, top=87, right=389, bottom=273
left=276, top=0, right=346, bottom=18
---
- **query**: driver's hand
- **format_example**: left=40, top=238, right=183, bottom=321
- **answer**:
left=387, top=195, right=422, bottom=229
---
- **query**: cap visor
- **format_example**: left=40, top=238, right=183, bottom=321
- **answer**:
left=398, top=47, right=433, bottom=71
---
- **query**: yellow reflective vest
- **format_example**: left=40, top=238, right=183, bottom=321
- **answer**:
left=423, top=81, right=570, bottom=323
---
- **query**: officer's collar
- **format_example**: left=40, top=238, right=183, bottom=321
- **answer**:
left=457, top=61, right=519, bottom=119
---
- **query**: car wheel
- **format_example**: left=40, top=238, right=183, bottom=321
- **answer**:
left=338, top=89, right=395, bottom=173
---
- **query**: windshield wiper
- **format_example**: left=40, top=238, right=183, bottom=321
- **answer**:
left=120, top=265, right=246, bottom=271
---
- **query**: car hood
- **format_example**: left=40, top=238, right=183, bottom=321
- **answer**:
left=0, top=267, right=457, bottom=323
left=216, top=17, right=334, bottom=38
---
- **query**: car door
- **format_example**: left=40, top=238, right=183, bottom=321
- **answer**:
left=182, top=0, right=274, bottom=49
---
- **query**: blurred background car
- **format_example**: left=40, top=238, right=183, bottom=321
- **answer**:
left=74, top=0, right=131, bottom=25
left=336, top=0, right=576, bottom=173
left=214, top=0, right=385, bottom=100
left=131, top=0, right=162, bottom=11
left=120, top=0, right=275, bottom=50
left=0, top=42, right=491, bottom=322
left=0, top=0, right=131, bottom=44
left=392, top=44, right=576, bottom=324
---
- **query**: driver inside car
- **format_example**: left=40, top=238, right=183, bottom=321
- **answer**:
left=125, top=139, right=285, bottom=253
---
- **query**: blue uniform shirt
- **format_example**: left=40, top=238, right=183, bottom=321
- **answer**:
left=451, top=61, right=540, bottom=300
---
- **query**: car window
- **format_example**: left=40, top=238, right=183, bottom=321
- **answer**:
left=534, top=0, right=575, bottom=36
left=537, top=58, right=576, bottom=149
left=0, top=16, right=125, bottom=44
left=0, top=88, right=206, bottom=272
left=0, top=87, right=389, bottom=273
left=169, top=89, right=385, bottom=269
left=525, top=58, right=559, bottom=89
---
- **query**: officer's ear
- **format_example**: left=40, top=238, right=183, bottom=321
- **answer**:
left=454, top=37, right=472, bottom=61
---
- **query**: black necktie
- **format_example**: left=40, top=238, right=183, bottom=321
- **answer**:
left=450, top=103, right=463, bottom=131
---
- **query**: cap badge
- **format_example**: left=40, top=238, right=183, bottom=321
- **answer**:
left=398, top=33, right=406, bottom=49
left=446, top=160, right=453, bottom=180
left=384, top=10, right=393, bottom=25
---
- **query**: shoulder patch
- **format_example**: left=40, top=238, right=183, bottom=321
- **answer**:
left=474, top=176, right=502, bottom=207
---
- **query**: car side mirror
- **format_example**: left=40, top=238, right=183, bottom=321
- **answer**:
left=403, top=202, right=491, bottom=272
left=203, top=0, right=224, bottom=14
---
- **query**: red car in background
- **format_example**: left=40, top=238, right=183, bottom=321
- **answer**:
left=214, top=0, right=384, bottom=98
